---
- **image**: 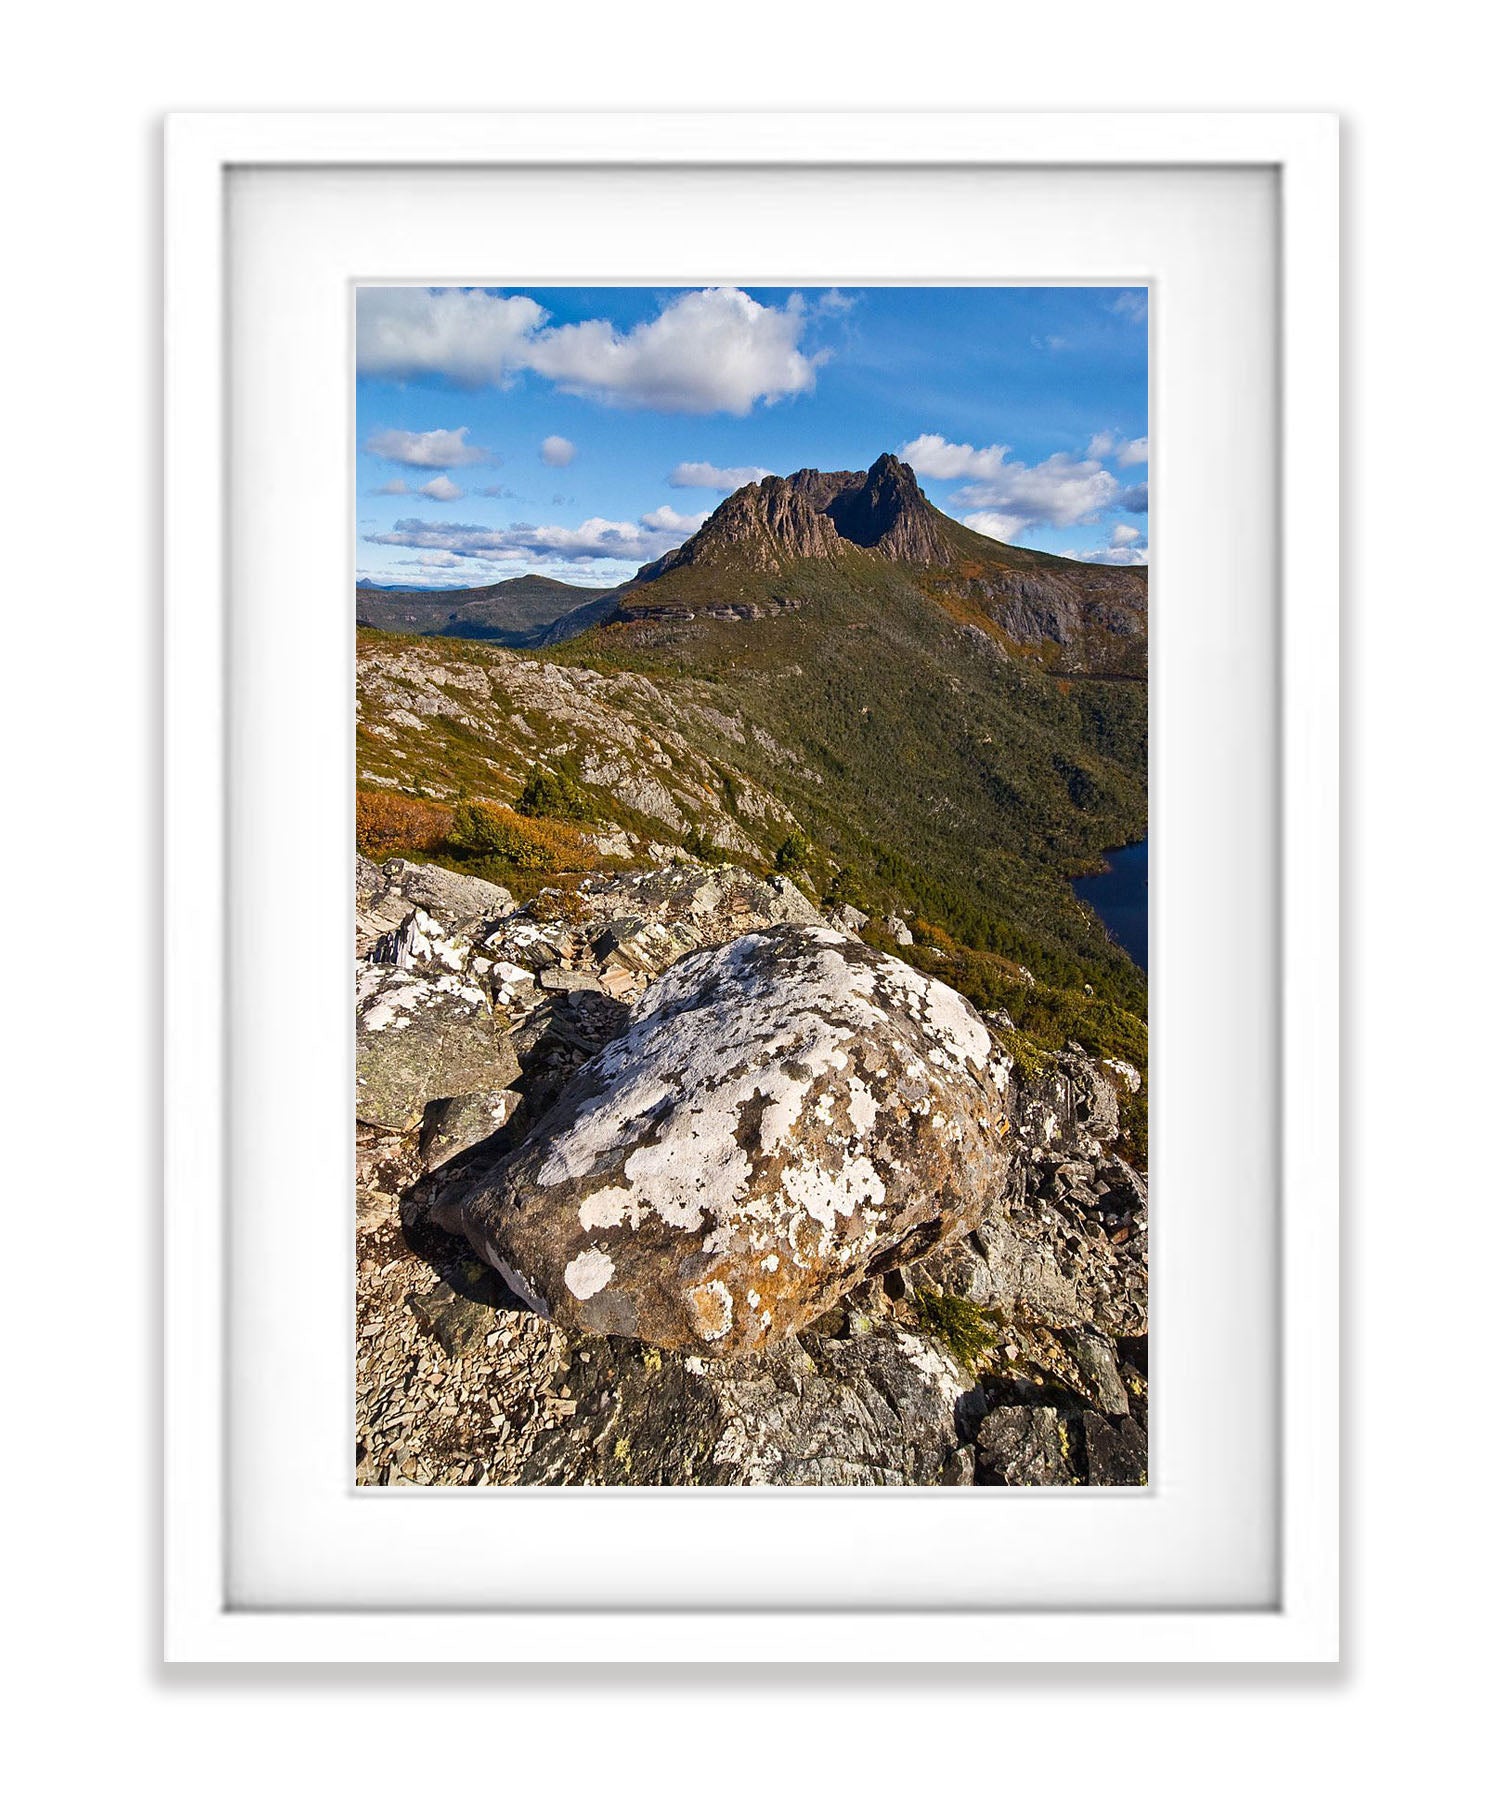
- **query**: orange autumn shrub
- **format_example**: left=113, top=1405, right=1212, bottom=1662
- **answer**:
left=355, top=788, right=453, bottom=859
left=447, top=800, right=599, bottom=874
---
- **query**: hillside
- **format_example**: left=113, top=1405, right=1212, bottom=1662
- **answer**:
left=355, top=572, right=619, bottom=647
left=624, top=453, right=1148, bottom=679
left=357, top=460, right=1147, bottom=1079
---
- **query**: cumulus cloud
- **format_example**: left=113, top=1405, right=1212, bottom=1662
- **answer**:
left=371, top=477, right=409, bottom=496
left=1110, top=523, right=1141, bottom=548
left=962, top=453, right=1120, bottom=527
left=961, top=511, right=1030, bottom=545
left=907, top=430, right=1150, bottom=540
left=356, top=286, right=825, bottom=414
left=640, top=504, right=710, bottom=533
left=1085, top=431, right=1148, bottom=467
left=417, top=475, right=464, bottom=502
left=1080, top=542, right=1149, bottom=566
left=540, top=435, right=576, bottom=468
left=362, top=425, right=490, bottom=469
left=901, top=433, right=1010, bottom=483
left=669, top=460, right=775, bottom=491
left=357, top=289, right=546, bottom=387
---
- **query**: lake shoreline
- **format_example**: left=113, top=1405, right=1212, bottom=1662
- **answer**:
left=1071, top=834, right=1149, bottom=973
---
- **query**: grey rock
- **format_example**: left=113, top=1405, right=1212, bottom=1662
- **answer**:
left=1059, top=1327, right=1132, bottom=1417
left=1081, top=1411, right=1149, bottom=1485
left=355, top=964, right=522, bottom=1133
left=538, top=967, right=606, bottom=994
left=1013, top=1044, right=1121, bottom=1157
left=826, top=903, right=870, bottom=935
left=519, top=1320, right=980, bottom=1487
left=460, top=925, right=1012, bottom=1353
left=380, top=859, right=515, bottom=932
left=419, top=1089, right=523, bottom=1173
left=938, top=1446, right=978, bottom=1485
left=975, top=1405, right=1073, bottom=1486
left=407, top=1264, right=514, bottom=1358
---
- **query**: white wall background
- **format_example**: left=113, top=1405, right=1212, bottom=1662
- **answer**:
left=4, top=2, right=1490, bottom=1788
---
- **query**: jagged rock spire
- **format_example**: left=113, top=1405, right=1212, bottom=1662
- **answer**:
left=634, top=454, right=955, bottom=581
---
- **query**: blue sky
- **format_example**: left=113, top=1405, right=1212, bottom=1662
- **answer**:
left=355, top=285, right=1148, bottom=589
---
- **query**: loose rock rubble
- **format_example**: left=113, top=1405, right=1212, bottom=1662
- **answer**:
left=353, top=853, right=1150, bottom=1487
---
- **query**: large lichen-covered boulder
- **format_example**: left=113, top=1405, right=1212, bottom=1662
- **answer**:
left=458, top=925, right=1013, bottom=1353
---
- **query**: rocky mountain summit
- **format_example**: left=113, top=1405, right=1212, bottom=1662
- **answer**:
left=633, top=454, right=952, bottom=585
left=610, top=454, right=1147, bottom=683
left=355, top=853, right=1148, bottom=1487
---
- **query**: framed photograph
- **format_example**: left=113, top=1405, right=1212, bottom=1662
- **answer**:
left=164, top=111, right=1338, bottom=1662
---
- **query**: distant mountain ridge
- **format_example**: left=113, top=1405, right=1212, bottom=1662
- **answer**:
left=354, top=457, right=1145, bottom=672
left=354, top=573, right=619, bottom=648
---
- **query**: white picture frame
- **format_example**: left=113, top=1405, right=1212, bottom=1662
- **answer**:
left=164, top=111, right=1338, bottom=1663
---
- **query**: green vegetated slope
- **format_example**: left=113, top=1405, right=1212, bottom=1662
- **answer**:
left=356, top=458, right=1147, bottom=1086
left=555, top=557, right=1147, bottom=1055
left=355, top=573, right=618, bottom=646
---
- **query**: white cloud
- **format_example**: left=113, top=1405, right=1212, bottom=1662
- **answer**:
left=525, top=287, right=822, bottom=414
left=1086, top=431, right=1147, bottom=467
left=909, top=429, right=1149, bottom=541
left=357, top=286, right=824, bottom=414
left=540, top=435, right=576, bottom=468
left=372, top=478, right=409, bottom=496
left=1111, top=292, right=1148, bottom=325
left=418, top=475, right=464, bottom=502
left=362, top=425, right=490, bottom=468
left=640, top=504, right=710, bottom=533
left=901, top=433, right=1010, bottom=482
left=365, top=499, right=706, bottom=574
left=1080, top=543, right=1149, bottom=566
left=669, top=460, right=774, bottom=491
left=357, top=289, right=546, bottom=387
left=965, top=453, right=1120, bottom=528
left=961, top=511, right=1030, bottom=545
left=1110, top=523, right=1141, bottom=547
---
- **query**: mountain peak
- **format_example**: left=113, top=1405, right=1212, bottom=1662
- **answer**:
left=635, top=454, right=953, bottom=584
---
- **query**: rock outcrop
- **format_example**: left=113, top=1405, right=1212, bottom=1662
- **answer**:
left=457, top=926, right=1012, bottom=1353
left=352, top=853, right=1150, bottom=1489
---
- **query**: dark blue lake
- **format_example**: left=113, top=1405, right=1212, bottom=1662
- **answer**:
left=1072, top=835, right=1148, bottom=973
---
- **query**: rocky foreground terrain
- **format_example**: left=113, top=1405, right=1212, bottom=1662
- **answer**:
left=355, top=852, right=1148, bottom=1486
